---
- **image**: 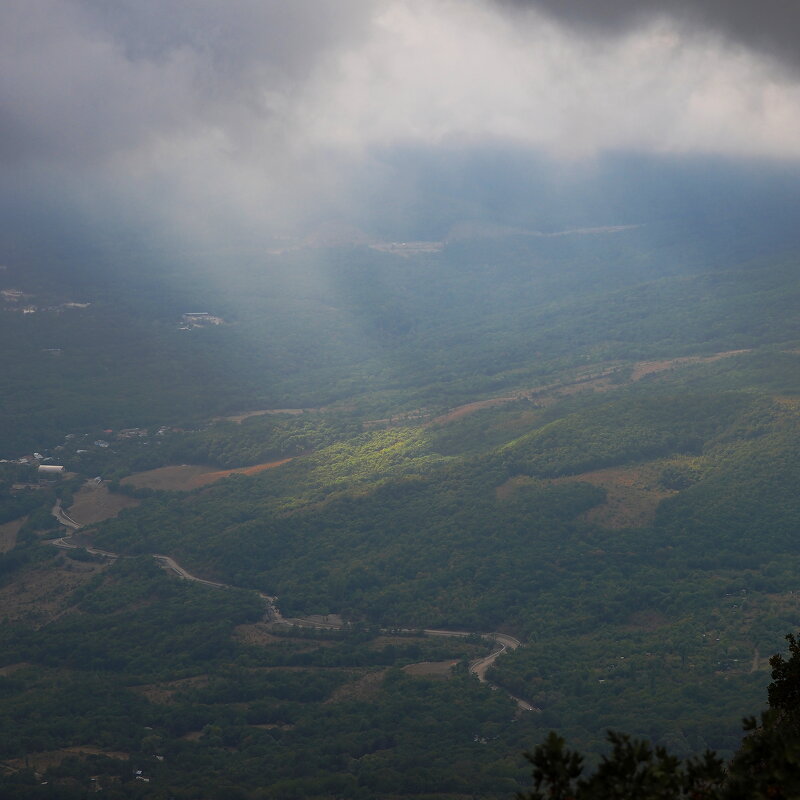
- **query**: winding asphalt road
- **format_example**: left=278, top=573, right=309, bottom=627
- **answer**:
left=51, top=500, right=81, bottom=530
left=50, top=511, right=536, bottom=710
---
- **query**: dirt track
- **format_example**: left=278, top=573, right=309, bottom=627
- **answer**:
left=430, top=348, right=751, bottom=428
left=121, top=459, right=293, bottom=492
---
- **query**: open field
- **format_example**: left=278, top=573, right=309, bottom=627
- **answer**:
left=120, top=464, right=216, bottom=492
left=232, top=623, right=282, bottom=647
left=121, top=459, right=293, bottom=492
left=496, top=461, right=676, bottom=529
left=0, top=557, right=108, bottom=625
left=325, top=669, right=387, bottom=704
left=774, top=395, right=800, bottom=409
left=189, top=459, right=294, bottom=487
left=67, top=481, right=139, bottom=526
left=0, top=516, right=25, bottom=553
left=561, top=464, right=677, bottom=529
left=402, top=660, right=458, bottom=678
left=132, top=674, right=210, bottom=705
left=0, top=662, right=30, bottom=676
left=121, top=464, right=219, bottom=491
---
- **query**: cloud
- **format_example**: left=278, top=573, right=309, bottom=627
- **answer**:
left=1, top=0, right=800, bottom=239
left=0, top=0, right=372, bottom=165
left=300, top=2, right=800, bottom=159
left=500, top=1, right=800, bottom=74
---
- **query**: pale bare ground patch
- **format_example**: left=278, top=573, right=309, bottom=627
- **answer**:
left=121, top=460, right=293, bottom=492
left=286, top=613, right=344, bottom=628
left=0, top=516, right=26, bottom=553
left=233, top=623, right=282, bottom=646
left=625, top=610, right=671, bottom=632
left=490, top=409, right=542, bottom=433
left=552, top=464, right=675, bottom=529
left=362, top=410, right=430, bottom=429
left=239, top=623, right=341, bottom=651
left=250, top=723, right=296, bottom=730
left=497, top=463, right=674, bottom=529
left=66, top=481, right=139, bottom=526
left=121, top=464, right=219, bottom=491
left=431, top=396, right=521, bottom=426
left=220, top=402, right=358, bottom=424
left=326, top=669, right=388, bottom=704
left=528, top=374, right=616, bottom=406
left=0, top=662, right=30, bottom=675
left=7, top=747, right=129, bottom=771
left=402, top=660, right=458, bottom=678
left=244, top=665, right=337, bottom=672
left=135, top=684, right=178, bottom=704
left=231, top=349, right=754, bottom=439
left=430, top=370, right=618, bottom=426
left=630, top=349, right=751, bottom=381
left=220, top=408, right=308, bottom=423
left=751, top=648, right=761, bottom=673
left=749, top=650, right=771, bottom=673
left=0, top=558, right=107, bottom=625
left=189, top=459, right=293, bottom=488
left=495, top=475, right=540, bottom=502
left=774, top=395, right=800, bottom=410
left=132, top=674, right=210, bottom=705
left=367, top=634, right=429, bottom=649
left=431, top=349, right=751, bottom=429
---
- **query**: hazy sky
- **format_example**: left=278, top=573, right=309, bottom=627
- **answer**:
left=3, top=0, right=800, bottom=239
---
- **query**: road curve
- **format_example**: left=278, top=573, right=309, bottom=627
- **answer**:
left=424, top=630, right=538, bottom=711
left=51, top=500, right=81, bottom=530
left=151, top=554, right=284, bottom=622
left=48, top=533, right=533, bottom=708
left=152, top=554, right=227, bottom=588
left=51, top=535, right=119, bottom=559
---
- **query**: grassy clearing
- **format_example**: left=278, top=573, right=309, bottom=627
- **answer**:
left=67, top=481, right=139, bottom=525
left=0, top=516, right=25, bottom=553
left=402, top=660, right=459, bottom=678
left=0, top=557, right=108, bottom=625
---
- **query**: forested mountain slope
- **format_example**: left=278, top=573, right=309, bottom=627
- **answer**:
left=3, top=209, right=800, bottom=455
left=2, top=205, right=800, bottom=796
left=45, top=346, right=800, bottom=771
